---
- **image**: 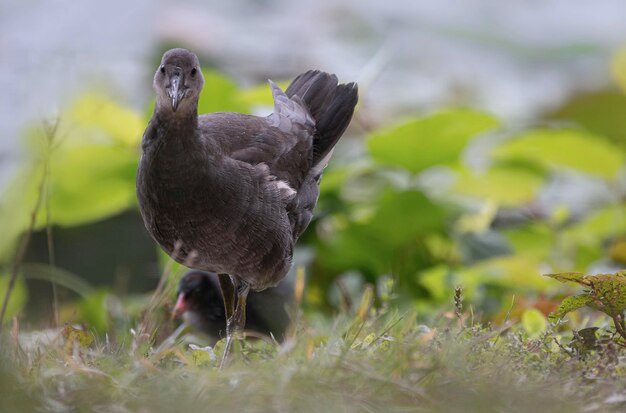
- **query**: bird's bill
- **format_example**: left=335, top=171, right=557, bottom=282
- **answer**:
left=172, top=293, right=188, bottom=319
left=167, top=74, right=185, bottom=112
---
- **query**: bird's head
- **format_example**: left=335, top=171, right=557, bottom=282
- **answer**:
left=154, top=48, right=204, bottom=115
left=172, top=270, right=218, bottom=319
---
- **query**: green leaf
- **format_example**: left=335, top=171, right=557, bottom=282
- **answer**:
left=369, top=190, right=446, bottom=246
left=188, top=344, right=216, bottom=367
left=503, top=224, right=554, bottom=261
left=589, top=273, right=626, bottom=317
left=494, top=128, right=625, bottom=179
left=418, top=265, right=452, bottom=301
left=546, top=90, right=626, bottom=148
left=0, top=164, right=42, bottom=261
left=453, top=165, right=545, bottom=206
left=319, top=189, right=446, bottom=278
left=0, top=275, right=28, bottom=321
left=521, top=308, right=547, bottom=339
left=62, top=326, right=94, bottom=350
left=368, top=110, right=499, bottom=173
left=544, top=272, right=590, bottom=286
left=78, top=291, right=110, bottom=334
left=561, top=205, right=626, bottom=247
left=70, top=94, right=145, bottom=147
left=458, top=256, right=552, bottom=294
left=320, top=222, right=395, bottom=277
left=549, top=294, right=596, bottom=321
left=197, top=70, right=250, bottom=114
left=42, top=144, right=138, bottom=227
left=546, top=271, right=626, bottom=328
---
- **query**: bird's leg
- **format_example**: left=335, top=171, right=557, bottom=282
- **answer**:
left=217, top=273, right=236, bottom=369
left=218, top=275, right=250, bottom=369
left=217, top=273, right=235, bottom=324
left=232, top=281, right=250, bottom=335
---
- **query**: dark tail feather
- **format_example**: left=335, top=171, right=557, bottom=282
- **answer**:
left=285, top=70, right=358, bottom=166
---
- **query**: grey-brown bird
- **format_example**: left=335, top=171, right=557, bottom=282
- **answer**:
left=136, top=48, right=358, bottom=366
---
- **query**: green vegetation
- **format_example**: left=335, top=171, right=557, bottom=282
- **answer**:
left=2, top=292, right=626, bottom=413
left=2, top=60, right=626, bottom=411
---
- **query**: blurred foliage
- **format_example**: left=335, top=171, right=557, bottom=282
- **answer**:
left=0, top=274, right=27, bottom=320
left=2, top=64, right=626, bottom=329
left=494, top=128, right=624, bottom=179
left=368, top=109, right=499, bottom=173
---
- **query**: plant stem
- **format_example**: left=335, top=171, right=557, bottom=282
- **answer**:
left=0, top=120, right=59, bottom=332
left=0, top=165, right=47, bottom=330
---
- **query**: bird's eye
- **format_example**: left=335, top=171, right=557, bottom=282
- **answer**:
left=160, top=65, right=165, bottom=74
left=191, top=67, right=197, bottom=77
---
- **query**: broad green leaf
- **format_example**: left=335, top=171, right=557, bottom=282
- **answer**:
left=369, top=190, right=446, bottom=246
left=459, top=256, right=552, bottom=293
left=546, top=91, right=626, bottom=147
left=70, top=94, right=145, bottom=147
left=319, top=222, right=395, bottom=277
left=503, top=224, right=554, bottom=261
left=418, top=265, right=452, bottom=301
left=455, top=201, right=498, bottom=233
left=319, top=189, right=446, bottom=278
left=198, top=70, right=250, bottom=114
left=78, top=291, right=110, bottom=334
left=453, top=165, right=545, bottom=206
left=521, top=308, right=547, bottom=338
left=549, top=294, right=596, bottom=321
left=494, top=129, right=625, bottom=179
left=0, top=164, right=42, bottom=261
left=0, top=275, right=28, bottom=321
left=562, top=205, right=626, bottom=247
left=42, top=144, right=138, bottom=227
left=368, top=110, right=499, bottom=173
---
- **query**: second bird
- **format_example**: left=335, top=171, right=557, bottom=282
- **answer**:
left=136, top=48, right=358, bottom=364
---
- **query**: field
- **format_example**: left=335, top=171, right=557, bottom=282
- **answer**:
left=3, top=8, right=626, bottom=411
left=2, top=290, right=626, bottom=413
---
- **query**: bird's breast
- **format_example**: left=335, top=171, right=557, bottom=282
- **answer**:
left=137, top=146, right=294, bottom=288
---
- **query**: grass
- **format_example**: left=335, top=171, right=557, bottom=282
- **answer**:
left=2, top=295, right=626, bottom=413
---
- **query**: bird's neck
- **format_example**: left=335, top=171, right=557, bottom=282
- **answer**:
left=141, top=104, right=207, bottom=168
left=154, top=107, right=198, bottom=132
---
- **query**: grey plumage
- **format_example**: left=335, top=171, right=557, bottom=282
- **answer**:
left=136, top=48, right=358, bottom=292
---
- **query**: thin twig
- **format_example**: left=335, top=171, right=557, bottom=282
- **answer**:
left=43, top=118, right=60, bottom=327
left=0, top=151, right=49, bottom=331
left=491, top=295, right=515, bottom=348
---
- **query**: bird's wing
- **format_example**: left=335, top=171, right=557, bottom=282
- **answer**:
left=198, top=81, right=316, bottom=190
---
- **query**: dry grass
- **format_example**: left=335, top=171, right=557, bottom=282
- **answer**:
left=2, top=300, right=626, bottom=413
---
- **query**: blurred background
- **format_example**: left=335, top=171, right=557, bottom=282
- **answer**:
left=2, top=0, right=626, bottom=332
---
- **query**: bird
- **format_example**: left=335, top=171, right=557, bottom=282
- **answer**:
left=173, top=270, right=293, bottom=343
left=136, top=48, right=358, bottom=366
